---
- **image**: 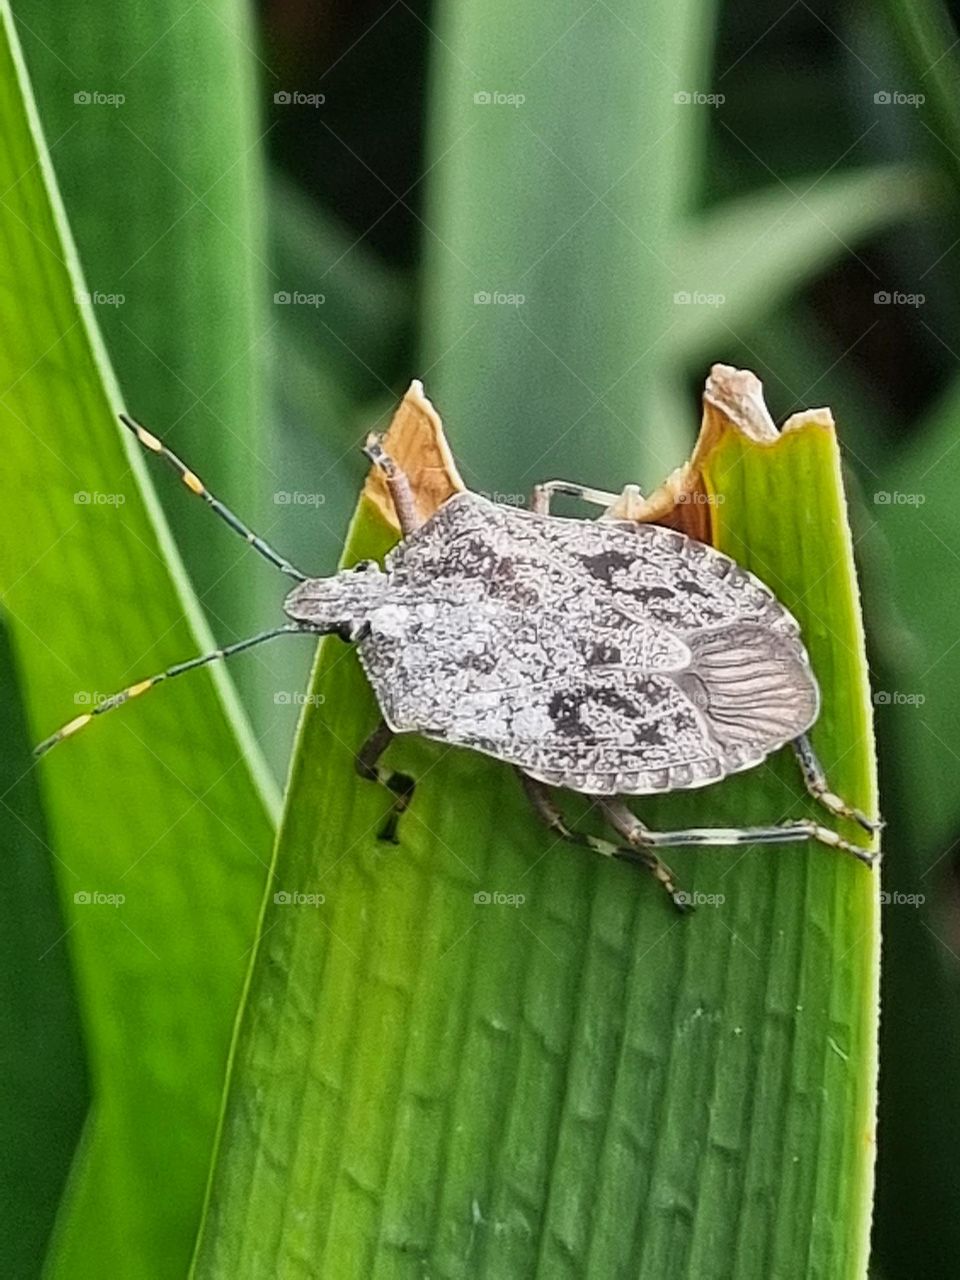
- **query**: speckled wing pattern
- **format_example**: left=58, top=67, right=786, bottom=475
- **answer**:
left=357, top=492, right=819, bottom=795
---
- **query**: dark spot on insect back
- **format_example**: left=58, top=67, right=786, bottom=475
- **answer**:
left=638, top=677, right=671, bottom=706
left=591, top=687, right=640, bottom=718
left=460, top=650, right=498, bottom=675
left=586, top=640, right=622, bottom=667
left=675, top=576, right=712, bottom=599
left=580, top=550, right=634, bottom=583
left=634, top=722, right=666, bottom=746
left=433, top=537, right=501, bottom=581
left=489, top=573, right=540, bottom=609
left=672, top=708, right=700, bottom=734
left=548, top=690, right=588, bottom=737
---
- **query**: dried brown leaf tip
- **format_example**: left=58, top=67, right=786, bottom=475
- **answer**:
left=366, top=365, right=837, bottom=545
left=363, top=380, right=465, bottom=531
left=609, top=363, right=780, bottom=542
left=696, top=362, right=836, bottom=455
left=608, top=363, right=838, bottom=543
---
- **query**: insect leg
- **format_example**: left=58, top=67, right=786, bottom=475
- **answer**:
left=597, top=798, right=879, bottom=868
left=119, top=414, right=307, bottom=581
left=529, top=479, right=626, bottom=516
left=362, top=434, right=420, bottom=535
left=355, top=720, right=416, bottom=842
left=517, top=772, right=691, bottom=911
left=35, top=624, right=306, bottom=757
left=791, top=734, right=881, bottom=834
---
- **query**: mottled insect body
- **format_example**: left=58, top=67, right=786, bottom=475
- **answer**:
left=37, top=396, right=880, bottom=910
left=286, top=491, right=818, bottom=798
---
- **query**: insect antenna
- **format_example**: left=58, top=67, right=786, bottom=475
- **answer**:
left=34, top=624, right=305, bottom=757
left=119, top=413, right=308, bottom=582
left=362, top=433, right=420, bottom=535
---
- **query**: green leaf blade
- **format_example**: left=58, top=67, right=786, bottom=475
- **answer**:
left=420, top=0, right=717, bottom=492
left=0, top=7, right=277, bottom=1275
left=12, top=0, right=272, bottom=657
left=194, top=402, right=879, bottom=1278
left=671, top=164, right=930, bottom=361
left=0, top=625, right=88, bottom=1280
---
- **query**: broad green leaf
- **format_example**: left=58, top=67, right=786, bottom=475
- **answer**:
left=0, top=624, right=87, bottom=1279
left=193, top=382, right=879, bottom=1278
left=12, top=0, right=273, bottom=665
left=0, top=7, right=277, bottom=1275
left=420, top=0, right=717, bottom=493
left=270, top=170, right=412, bottom=411
left=258, top=172, right=414, bottom=773
left=670, top=165, right=930, bottom=361
left=873, top=374, right=960, bottom=850
left=869, top=370, right=960, bottom=1278
left=877, top=0, right=960, bottom=199
left=863, top=10, right=960, bottom=1273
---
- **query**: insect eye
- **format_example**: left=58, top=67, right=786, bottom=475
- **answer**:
left=353, top=559, right=378, bottom=573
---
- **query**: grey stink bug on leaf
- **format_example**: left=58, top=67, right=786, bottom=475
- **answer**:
left=36, top=371, right=881, bottom=911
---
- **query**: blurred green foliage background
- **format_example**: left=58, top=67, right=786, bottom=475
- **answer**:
left=2, top=0, right=960, bottom=1276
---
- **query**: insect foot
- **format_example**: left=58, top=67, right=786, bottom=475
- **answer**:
left=797, top=822, right=881, bottom=867
left=377, top=772, right=416, bottom=844
left=612, top=845, right=690, bottom=911
left=354, top=720, right=417, bottom=843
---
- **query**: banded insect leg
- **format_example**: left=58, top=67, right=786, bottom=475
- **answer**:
left=517, top=772, right=690, bottom=911
left=791, top=734, right=881, bottom=835
left=597, top=798, right=878, bottom=868
left=356, top=720, right=416, bottom=842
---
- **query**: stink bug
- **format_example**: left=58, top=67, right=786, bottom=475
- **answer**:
left=36, top=393, right=880, bottom=910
